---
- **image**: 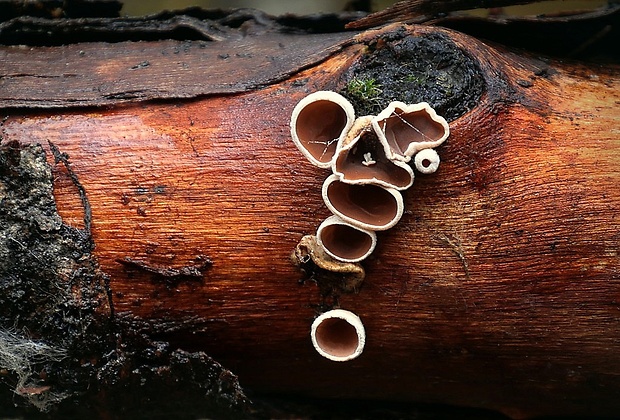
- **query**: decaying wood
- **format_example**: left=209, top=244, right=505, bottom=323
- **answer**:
left=0, top=3, right=619, bottom=419
left=346, top=0, right=542, bottom=28
left=349, top=0, right=620, bottom=62
left=0, top=33, right=354, bottom=107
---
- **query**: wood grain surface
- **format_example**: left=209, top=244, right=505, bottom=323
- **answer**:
left=1, top=23, right=619, bottom=418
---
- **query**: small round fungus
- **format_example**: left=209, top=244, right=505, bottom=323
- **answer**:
left=316, top=215, right=377, bottom=263
left=414, top=148, right=441, bottom=174
left=310, top=309, right=365, bottom=362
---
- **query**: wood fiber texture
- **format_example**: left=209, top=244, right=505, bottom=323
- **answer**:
left=0, top=12, right=619, bottom=419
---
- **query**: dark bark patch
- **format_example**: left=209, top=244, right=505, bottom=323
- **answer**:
left=0, top=142, right=248, bottom=417
left=117, top=255, right=213, bottom=286
left=339, top=31, right=485, bottom=121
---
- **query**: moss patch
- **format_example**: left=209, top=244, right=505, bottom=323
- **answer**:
left=340, top=30, right=485, bottom=121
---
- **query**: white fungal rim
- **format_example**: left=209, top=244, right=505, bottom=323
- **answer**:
left=316, top=215, right=377, bottom=263
left=290, top=91, right=356, bottom=168
left=332, top=116, right=414, bottom=191
left=310, top=309, right=366, bottom=362
left=414, top=148, right=441, bottom=174
left=373, top=101, right=450, bottom=162
left=322, top=174, right=404, bottom=231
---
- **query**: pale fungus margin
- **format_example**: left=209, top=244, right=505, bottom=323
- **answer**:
left=290, top=91, right=449, bottom=265
left=316, top=215, right=377, bottom=263
left=414, top=148, right=441, bottom=174
left=289, top=91, right=449, bottom=361
left=290, top=91, right=355, bottom=168
left=310, top=309, right=366, bottom=362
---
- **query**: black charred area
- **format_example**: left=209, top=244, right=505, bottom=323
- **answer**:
left=0, top=141, right=248, bottom=418
left=338, top=30, right=485, bottom=121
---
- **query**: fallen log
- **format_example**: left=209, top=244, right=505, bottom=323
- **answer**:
left=0, top=3, right=618, bottom=419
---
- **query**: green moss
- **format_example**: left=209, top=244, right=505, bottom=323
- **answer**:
left=340, top=32, right=485, bottom=120
left=345, top=77, right=382, bottom=107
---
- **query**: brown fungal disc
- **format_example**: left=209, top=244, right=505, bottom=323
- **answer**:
left=290, top=91, right=355, bottom=168
left=315, top=317, right=359, bottom=356
left=311, top=309, right=365, bottom=362
left=321, top=224, right=371, bottom=260
left=322, top=174, right=403, bottom=231
left=374, top=101, right=450, bottom=161
left=333, top=119, right=413, bottom=190
left=296, top=101, right=346, bottom=162
left=381, top=108, right=444, bottom=153
left=317, top=216, right=376, bottom=263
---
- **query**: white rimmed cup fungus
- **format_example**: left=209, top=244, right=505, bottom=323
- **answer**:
left=373, top=101, right=450, bottom=162
left=290, top=92, right=449, bottom=266
left=310, top=309, right=365, bottom=362
left=414, top=148, right=441, bottom=174
left=290, top=91, right=355, bottom=168
left=322, top=174, right=404, bottom=231
left=332, top=116, right=414, bottom=190
left=316, top=215, right=377, bottom=263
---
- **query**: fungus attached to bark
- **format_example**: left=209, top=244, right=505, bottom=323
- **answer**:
left=373, top=101, right=449, bottom=162
left=316, top=215, right=377, bottom=263
left=333, top=116, right=414, bottom=190
left=310, top=309, right=365, bottom=362
left=290, top=92, right=449, bottom=274
left=290, top=91, right=355, bottom=168
left=414, top=148, right=441, bottom=174
left=322, top=174, right=403, bottom=231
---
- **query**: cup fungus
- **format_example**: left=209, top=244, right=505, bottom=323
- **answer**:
left=322, top=174, right=403, bottom=231
left=414, top=148, right=441, bottom=174
left=373, top=101, right=450, bottom=162
left=310, top=309, right=365, bottom=362
left=291, top=92, right=450, bottom=362
left=290, top=92, right=449, bottom=268
left=290, top=91, right=355, bottom=168
left=333, top=116, right=414, bottom=190
left=316, top=215, right=377, bottom=263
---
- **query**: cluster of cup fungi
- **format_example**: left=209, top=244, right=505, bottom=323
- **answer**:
left=290, top=91, right=450, bottom=361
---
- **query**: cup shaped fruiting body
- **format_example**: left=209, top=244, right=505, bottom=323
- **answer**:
left=322, top=174, right=404, bottom=231
left=332, top=116, right=414, bottom=190
left=414, top=148, right=441, bottom=174
left=316, top=215, right=377, bottom=263
left=310, top=309, right=365, bottom=362
left=373, top=101, right=450, bottom=162
left=290, top=91, right=355, bottom=168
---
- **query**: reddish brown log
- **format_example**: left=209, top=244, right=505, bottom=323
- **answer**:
left=1, top=21, right=619, bottom=418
